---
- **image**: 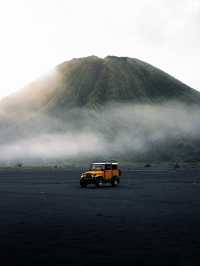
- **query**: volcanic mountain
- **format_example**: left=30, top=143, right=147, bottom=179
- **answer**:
left=1, top=55, right=200, bottom=116
left=0, top=55, right=200, bottom=164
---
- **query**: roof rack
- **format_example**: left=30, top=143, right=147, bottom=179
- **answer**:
left=92, top=161, right=119, bottom=165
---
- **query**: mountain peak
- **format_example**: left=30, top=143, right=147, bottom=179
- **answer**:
left=1, top=55, right=200, bottom=115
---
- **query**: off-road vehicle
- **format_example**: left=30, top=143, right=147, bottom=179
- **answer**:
left=80, top=162, right=121, bottom=188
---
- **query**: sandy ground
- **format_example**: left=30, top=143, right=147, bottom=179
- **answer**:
left=0, top=168, right=200, bottom=265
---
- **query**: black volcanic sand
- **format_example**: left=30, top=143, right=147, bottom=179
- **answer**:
left=1, top=168, right=200, bottom=266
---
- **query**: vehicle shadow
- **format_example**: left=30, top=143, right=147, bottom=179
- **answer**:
left=79, top=185, right=120, bottom=190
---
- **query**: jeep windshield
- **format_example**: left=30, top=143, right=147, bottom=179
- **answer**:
left=91, top=164, right=105, bottom=170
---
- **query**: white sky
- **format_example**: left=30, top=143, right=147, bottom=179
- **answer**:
left=0, top=0, right=199, bottom=98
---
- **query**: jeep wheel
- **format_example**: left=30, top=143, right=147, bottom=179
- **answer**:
left=80, top=181, right=87, bottom=188
left=96, top=177, right=103, bottom=188
left=111, top=177, right=119, bottom=187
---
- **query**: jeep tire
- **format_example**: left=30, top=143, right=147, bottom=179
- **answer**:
left=80, top=181, right=87, bottom=188
left=96, top=177, right=103, bottom=188
left=111, top=177, right=119, bottom=187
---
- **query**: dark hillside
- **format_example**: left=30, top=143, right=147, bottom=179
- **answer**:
left=1, top=55, right=200, bottom=115
left=0, top=56, right=200, bottom=164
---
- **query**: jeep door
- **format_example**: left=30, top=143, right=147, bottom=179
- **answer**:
left=104, top=164, right=113, bottom=180
left=112, top=164, right=119, bottom=177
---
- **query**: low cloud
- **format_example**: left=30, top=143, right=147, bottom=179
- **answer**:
left=0, top=101, right=200, bottom=165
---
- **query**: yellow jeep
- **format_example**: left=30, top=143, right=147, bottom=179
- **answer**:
left=80, top=162, right=121, bottom=188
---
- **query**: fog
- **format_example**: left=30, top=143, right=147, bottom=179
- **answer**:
left=0, top=101, right=200, bottom=166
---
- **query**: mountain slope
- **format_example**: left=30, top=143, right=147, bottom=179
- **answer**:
left=0, top=56, right=200, bottom=164
left=1, top=55, right=200, bottom=116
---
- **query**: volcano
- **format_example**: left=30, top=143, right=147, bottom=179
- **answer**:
left=0, top=56, right=200, bottom=164
left=1, top=55, right=200, bottom=116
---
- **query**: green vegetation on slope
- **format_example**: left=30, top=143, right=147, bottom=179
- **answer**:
left=1, top=55, right=200, bottom=116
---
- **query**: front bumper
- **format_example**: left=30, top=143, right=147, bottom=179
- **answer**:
left=80, top=173, right=98, bottom=183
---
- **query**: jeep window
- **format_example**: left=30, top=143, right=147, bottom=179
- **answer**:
left=112, top=164, right=118, bottom=170
left=91, top=164, right=104, bottom=170
left=105, top=164, right=112, bottom=170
